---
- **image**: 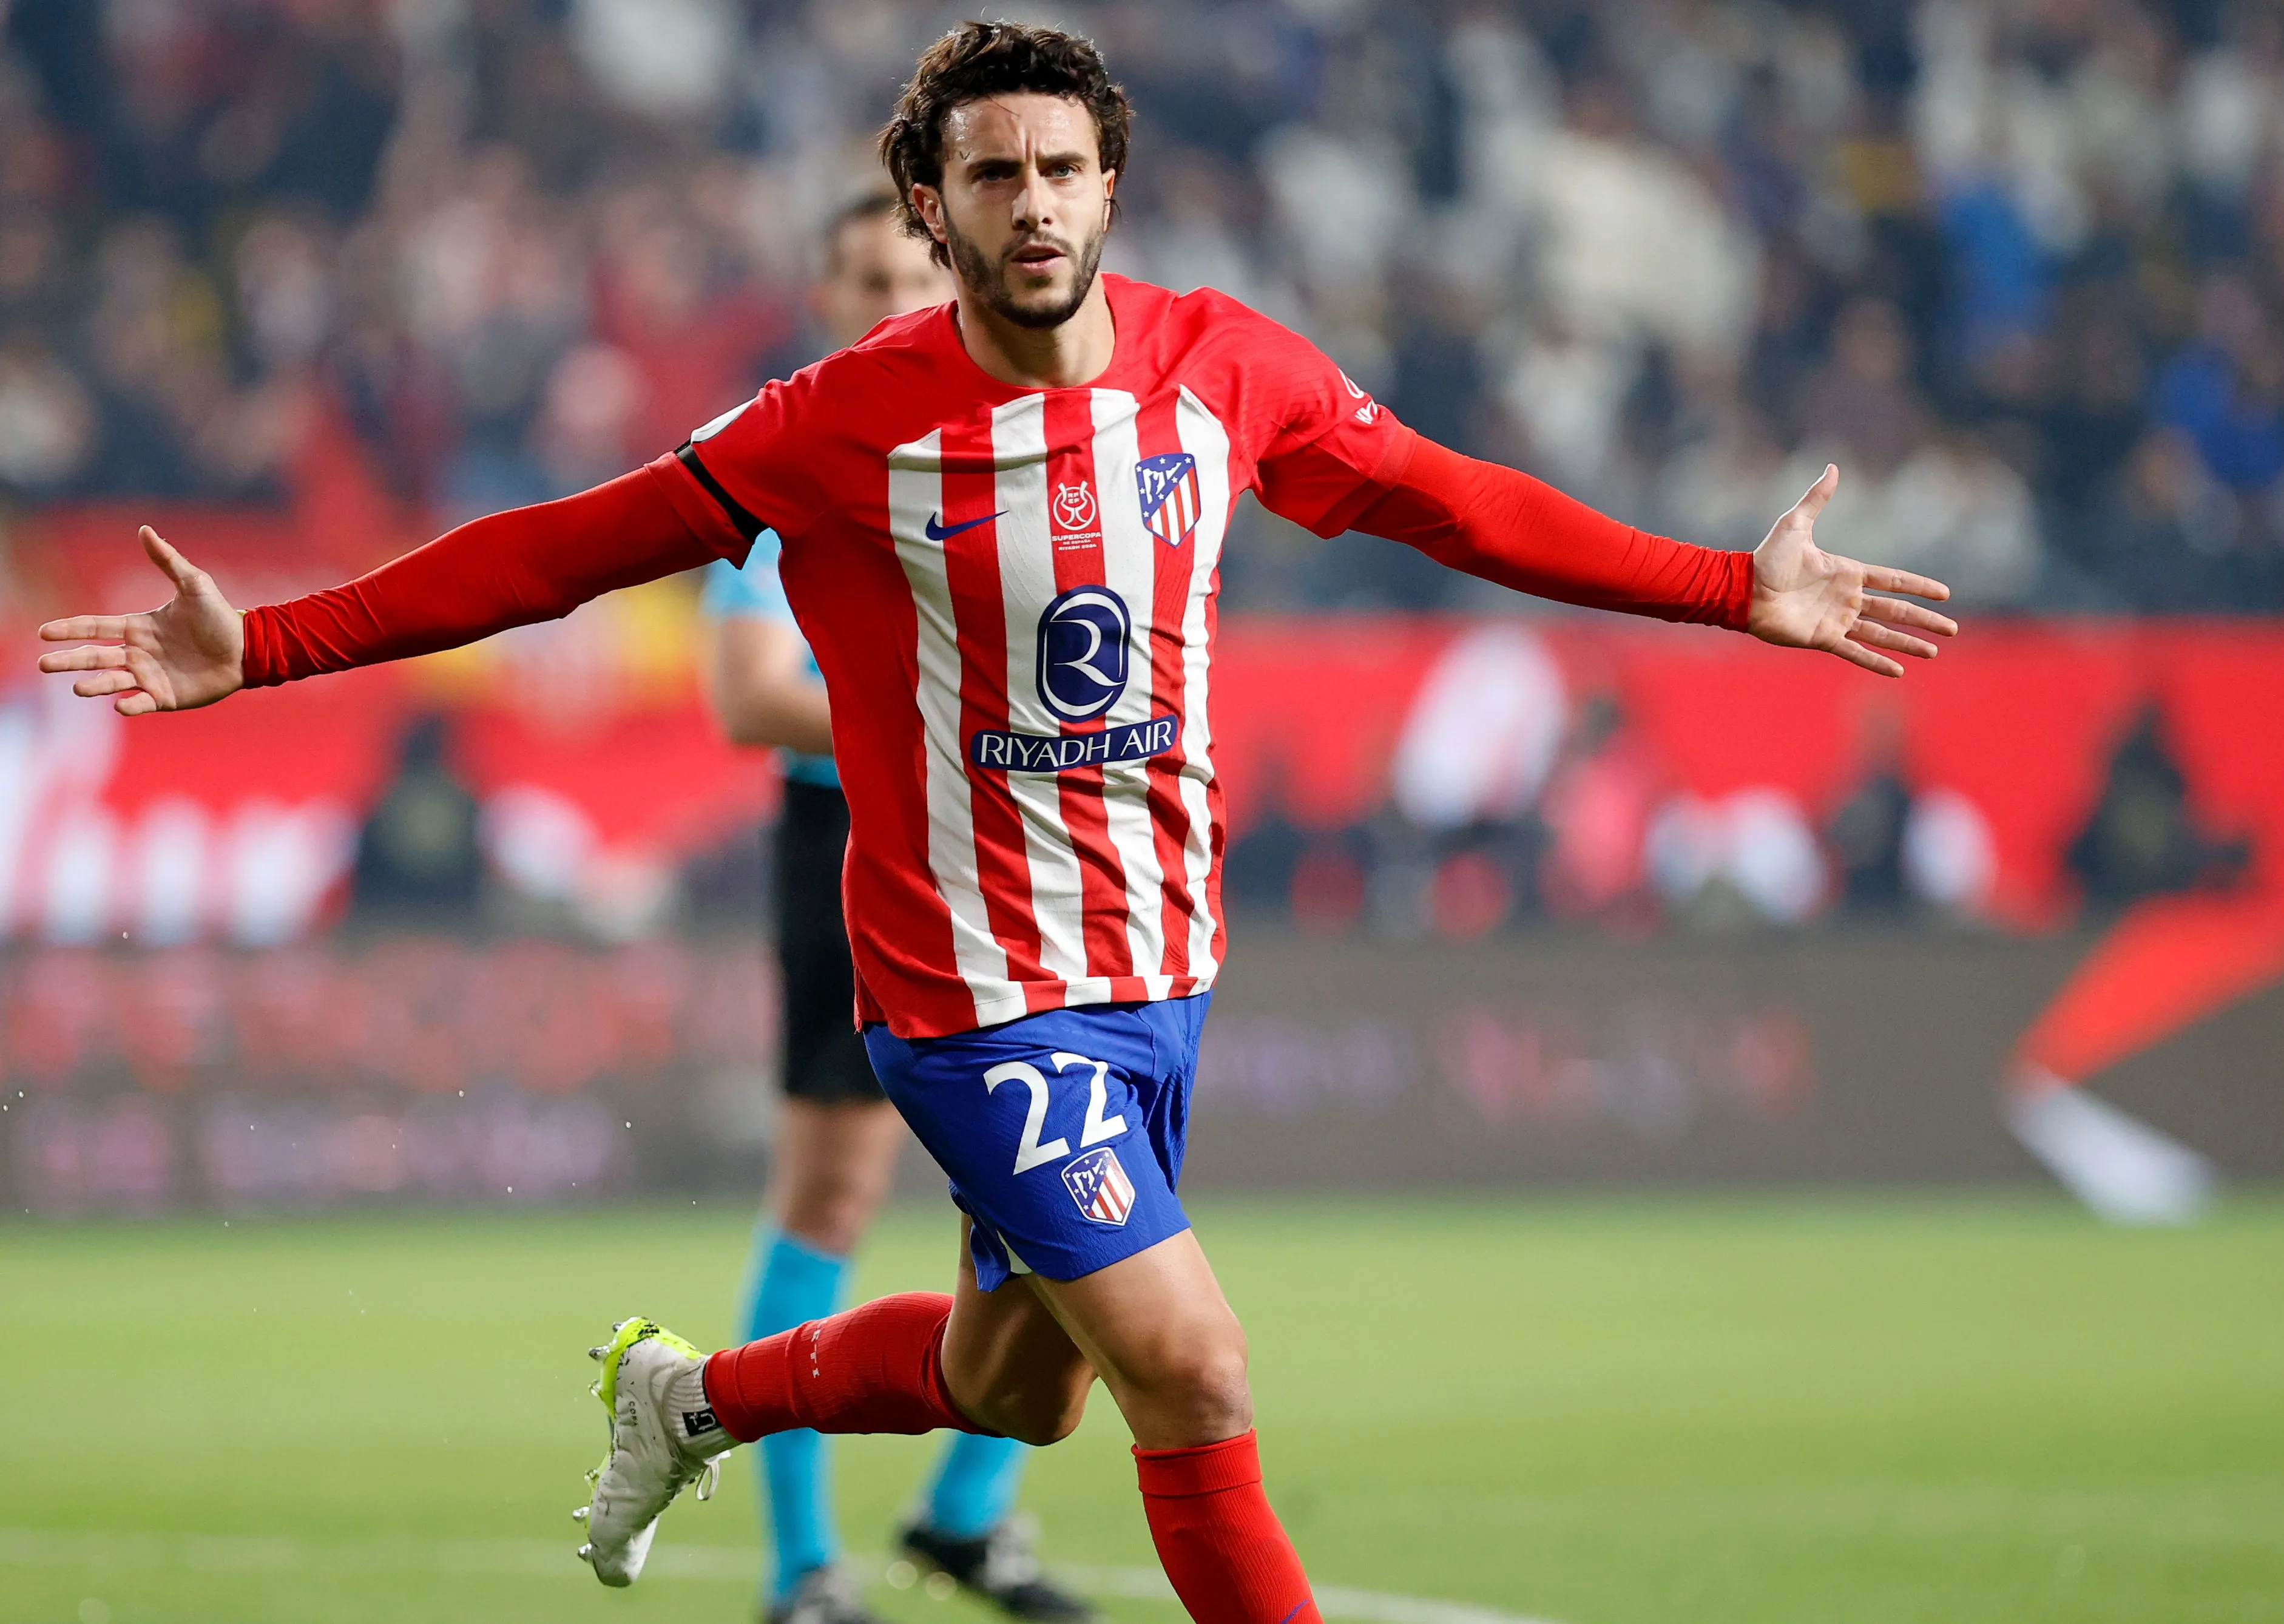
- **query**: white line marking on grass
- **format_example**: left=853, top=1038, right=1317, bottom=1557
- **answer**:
left=1049, top=1558, right=1570, bottom=1624
left=0, top=1527, right=1568, bottom=1624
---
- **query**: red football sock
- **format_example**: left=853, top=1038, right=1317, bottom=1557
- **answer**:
left=1135, top=1431, right=1322, bottom=1624
left=700, top=1291, right=992, bottom=1443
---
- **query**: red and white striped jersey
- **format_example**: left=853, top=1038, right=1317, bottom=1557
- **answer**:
left=663, top=276, right=1411, bottom=1038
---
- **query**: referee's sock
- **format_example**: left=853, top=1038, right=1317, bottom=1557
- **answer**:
left=920, top=1431, right=1029, bottom=1539
left=740, top=1229, right=849, bottom=1602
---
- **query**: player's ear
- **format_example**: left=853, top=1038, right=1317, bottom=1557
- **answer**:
left=911, top=184, right=949, bottom=247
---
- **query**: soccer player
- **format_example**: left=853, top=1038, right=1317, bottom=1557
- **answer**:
left=35, top=24, right=1957, bottom=1622
left=703, top=191, right=1090, bottom=1624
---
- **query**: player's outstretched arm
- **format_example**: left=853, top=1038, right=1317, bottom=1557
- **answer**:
left=1745, top=463, right=1956, bottom=678
left=34, top=464, right=733, bottom=712
left=37, top=525, right=246, bottom=715
left=1336, top=435, right=1955, bottom=675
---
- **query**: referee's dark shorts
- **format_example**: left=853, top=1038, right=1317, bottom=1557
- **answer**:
left=774, top=777, right=887, bottom=1103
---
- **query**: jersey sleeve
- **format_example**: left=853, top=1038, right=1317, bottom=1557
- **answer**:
left=1354, top=438, right=1752, bottom=628
left=1241, top=314, right=1421, bottom=538
left=1228, top=304, right=1748, bottom=631
left=647, top=367, right=836, bottom=555
left=240, top=464, right=728, bottom=687
left=698, top=532, right=792, bottom=624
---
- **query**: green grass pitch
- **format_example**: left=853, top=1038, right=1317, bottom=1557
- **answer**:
left=2, top=1193, right=2280, bottom=1624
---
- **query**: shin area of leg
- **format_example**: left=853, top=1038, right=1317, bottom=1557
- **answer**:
left=702, top=1292, right=988, bottom=1442
left=1136, top=1432, right=1320, bottom=1624
left=1034, top=1233, right=1316, bottom=1624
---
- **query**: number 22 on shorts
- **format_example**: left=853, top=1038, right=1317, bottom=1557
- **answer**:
left=984, top=1052, right=1129, bottom=1175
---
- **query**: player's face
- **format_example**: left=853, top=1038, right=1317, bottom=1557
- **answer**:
left=917, top=92, right=1115, bottom=331
left=816, top=214, right=953, bottom=348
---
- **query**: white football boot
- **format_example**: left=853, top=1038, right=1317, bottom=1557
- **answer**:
left=575, top=1316, right=735, bottom=1586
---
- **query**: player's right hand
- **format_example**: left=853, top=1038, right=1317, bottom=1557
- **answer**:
left=36, top=526, right=246, bottom=716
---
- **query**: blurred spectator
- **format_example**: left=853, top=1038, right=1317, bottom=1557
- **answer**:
left=1537, top=692, right=1664, bottom=927
left=1795, top=297, right=1928, bottom=480
left=0, top=0, right=2280, bottom=611
left=569, top=0, right=738, bottom=122
left=2086, top=428, right=2277, bottom=608
left=2036, top=293, right=2151, bottom=521
left=351, top=714, right=484, bottom=922
left=1490, top=71, right=1758, bottom=368
left=1651, top=402, right=1788, bottom=549
left=1827, top=706, right=1915, bottom=915
left=2155, top=274, right=2284, bottom=495
left=2067, top=705, right=2252, bottom=907
left=1646, top=787, right=1829, bottom=929
left=1833, top=428, right=2044, bottom=605
left=0, top=332, right=92, bottom=493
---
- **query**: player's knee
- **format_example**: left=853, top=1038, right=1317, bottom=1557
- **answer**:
left=1178, top=1342, right=1253, bottom=1422
left=965, top=1371, right=1090, bottom=1447
left=991, top=1388, right=1089, bottom=1447
left=1132, top=1325, right=1251, bottom=1437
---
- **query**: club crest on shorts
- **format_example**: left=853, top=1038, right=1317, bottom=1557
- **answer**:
left=1135, top=452, right=1201, bottom=547
left=1060, top=1146, right=1136, bottom=1226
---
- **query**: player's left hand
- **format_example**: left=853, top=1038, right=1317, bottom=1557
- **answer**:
left=1746, top=464, right=1957, bottom=678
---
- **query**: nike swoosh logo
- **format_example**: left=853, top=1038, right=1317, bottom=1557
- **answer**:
left=924, top=510, right=1006, bottom=542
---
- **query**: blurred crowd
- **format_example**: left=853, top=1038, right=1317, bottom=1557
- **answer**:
left=3, top=0, right=2284, bottom=611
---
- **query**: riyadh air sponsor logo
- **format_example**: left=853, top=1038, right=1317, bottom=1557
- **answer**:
left=924, top=510, right=1005, bottom=542
left=1135, top=452, right=1201, bottom=547
left=969, top=714, right=1180, bottom=773
left=1061, top=1145, right=1136, bottom=1226
left=1035, top=584, right=1130, bottom=722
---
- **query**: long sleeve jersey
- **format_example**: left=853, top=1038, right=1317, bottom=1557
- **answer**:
left=245, top=276, right=1751, bottom=1037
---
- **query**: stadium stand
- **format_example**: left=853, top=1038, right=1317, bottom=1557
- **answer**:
left=0, top=0, right=2280, bottom=611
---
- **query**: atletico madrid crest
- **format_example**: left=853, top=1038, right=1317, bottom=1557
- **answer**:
left=1060, top=1145, right=1137, bottom=1226
left=1135, top=452, right=1201, bottom=547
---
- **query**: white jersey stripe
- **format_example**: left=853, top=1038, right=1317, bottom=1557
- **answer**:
left=887, top=428, right=1013, bottom=1025
left=1088, top=388, right=1173, bottom=987
left=1173, top=386, right=1231, bottom=982
left=988, top=394, right=1092, bottom=987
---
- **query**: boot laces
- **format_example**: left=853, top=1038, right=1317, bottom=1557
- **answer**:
left=691, top=1452, right=725, bottom=1502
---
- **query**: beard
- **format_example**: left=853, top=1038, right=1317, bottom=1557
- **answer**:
left=943, top=212, right=1106, bottom=331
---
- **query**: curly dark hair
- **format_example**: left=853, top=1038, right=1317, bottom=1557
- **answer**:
left=877, top=21, right=1132, bottom=268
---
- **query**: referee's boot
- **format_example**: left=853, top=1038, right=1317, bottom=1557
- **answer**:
left=766, top=1565, right=890, bottom=1624
left=896, top=1515, right=1098, bottom=1622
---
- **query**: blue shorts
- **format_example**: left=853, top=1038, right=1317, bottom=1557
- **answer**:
left=864, top=994, right=1211, bottom=1291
